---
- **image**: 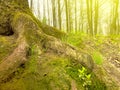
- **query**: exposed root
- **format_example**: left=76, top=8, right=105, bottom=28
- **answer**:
left=0, top=40, right=28, bottom=82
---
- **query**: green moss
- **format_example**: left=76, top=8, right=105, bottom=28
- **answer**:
left=0, top=36, right=17, bottom=62
left=36, top=55, right=72, bottom=90
left=30, top=15, right=67, bottom=40
left=91, top=51, right=103, bottom=65
left=0, top=52, right=107, bottom=90
left=0, top=54, right=70, bottom=90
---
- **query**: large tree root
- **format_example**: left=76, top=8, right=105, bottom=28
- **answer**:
left=0, top=12, right=93, bottom=83
left=0, top=40, right=28, bottom=82
left=0, top=12, right=120, bottom=89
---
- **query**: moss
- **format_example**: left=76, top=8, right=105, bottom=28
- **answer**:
left=30, top=15, right=67, bottom=40
left=0, top=54, right=70, bottom=90
left=0, top=52, right=107, bottom=90
left=0, top=36, right=17, bottom=62
left=36, top=54, right=72, bottom=90
left=91, top=51, right=103, bottom=65
left=40, top=25, right=67, bottom=39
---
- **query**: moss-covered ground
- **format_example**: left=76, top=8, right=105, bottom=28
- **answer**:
left=64, top=33, right=120, bottom=66
left=0, top=32, right=120, bottom=90
left=0, top=52, right=107, bottom=90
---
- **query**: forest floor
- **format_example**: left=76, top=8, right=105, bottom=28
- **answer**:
left=65, top=33, right=120, bottom=87
left=66, top=33, right=120, bottom=66
left=0, top=33, right=120, bottom=90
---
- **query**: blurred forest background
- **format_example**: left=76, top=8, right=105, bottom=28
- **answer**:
left=28, top=0, right=120, bottom=35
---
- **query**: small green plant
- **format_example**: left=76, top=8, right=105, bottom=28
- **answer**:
left=78, top=67, right=92, bottom=88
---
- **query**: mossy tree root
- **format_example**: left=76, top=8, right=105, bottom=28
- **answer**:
left=0, top=39, right=28, bottom=82
left=0, top=12, right=94, bottom=83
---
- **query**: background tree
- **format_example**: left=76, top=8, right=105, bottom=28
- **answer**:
left=110, top=0, right=119, bottom=34
left=86, top=0, right=93, bottom=35
left=64, top=0, right=69, bottom=32
left=37, top=0, right=41, bottom=20
left=30, top=0, right=33, bottom=11
left=94, top=0, right=99, bottom=35
left=47, top=0, right=50, bottom=25
left=68, top=0, right=73, bottom=32
left=79, top=0, right=84, bottom=32
left=42, top=0, right=47, bottom=24
left=58, top=0, right=62, bottom=30
left=75, top=0, right=77, bottom=32
left=29, top=0, right=120, bottom=35
left=51, top=0, right=57, bottom=27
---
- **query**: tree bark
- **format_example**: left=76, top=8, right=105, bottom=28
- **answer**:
left=51, top=0, right=57, bottom=27
left=94, top=0, right=99, bottom=35
left=75, top=0, right=77, bottom=32
left=64, top=0, right=69, bottom=32
left=58, top=0, right=62, bottom=30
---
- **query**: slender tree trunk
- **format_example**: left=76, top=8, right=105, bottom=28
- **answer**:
left=86, top=0, right=90, bottom=34
left=79, top=0, right=84, bottom=32
left=58, top=0, right=62, bottom=30
left=47, top=0, right=50, bottom=25
left=64, top=0, right=69, bottom=32
left=115, top=0, right=119, bottom=34
left=68, top=0, right=72, bottom=32
left=75, top=0, right=77, bottom=32
left=30, top=0, right=33, bottom=11
left=94, top=0, right=99, bottom=35
left=86, top=0, right=93, bottom=35
left=42, top=0, right=46, bottom=24
left=37, top=0, right=41, bottom=20
left=90, top=0, right=93, bottom=35
left=110, top=0, right=119, bottom=35
left=51, top=0, right=57, bottom=27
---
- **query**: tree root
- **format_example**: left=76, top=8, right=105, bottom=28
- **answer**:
left=0, top=40, right=28, bottom=82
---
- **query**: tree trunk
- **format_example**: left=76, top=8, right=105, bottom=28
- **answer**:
left=94, top=0, right=99, bottom=35
left=75, top=0, right=77, bottom=32
left=47, top=0, right=50, bottom=25
left=58, top=0, right=62, bottom=30
left=86, top=0, right=93, bottom=35
left=0, top=0, right=120, bottom=89
left=51, top=0, right=57, bottom=27
left=64, top=0, right=69, bottom=32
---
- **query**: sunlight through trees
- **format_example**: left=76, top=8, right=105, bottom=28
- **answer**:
left=28, top=0, right=120, bottom=35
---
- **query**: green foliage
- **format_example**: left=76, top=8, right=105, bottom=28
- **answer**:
left=91, top=51, right=103, bottom=65
left=78, top=67, right=92, bottom=87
